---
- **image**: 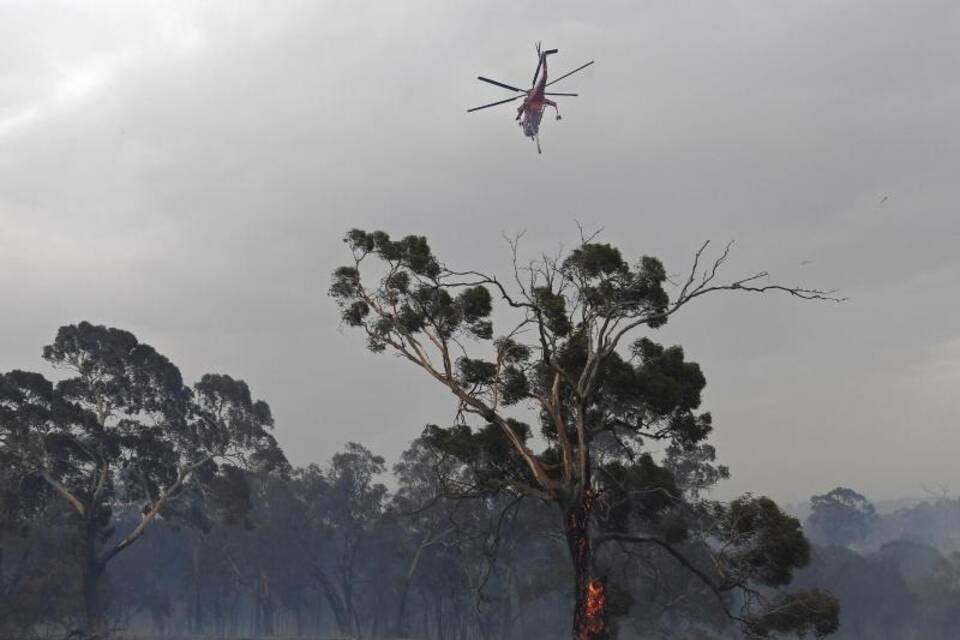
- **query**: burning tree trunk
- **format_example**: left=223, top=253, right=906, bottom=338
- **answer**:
left=565, top=484, right=608, bottom=640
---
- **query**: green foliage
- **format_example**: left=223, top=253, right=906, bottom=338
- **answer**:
left=563, top=243, right=628, bottom=279
left=0, top=506, right=87, bottom=636
left=343, top=229, right=441, bottom=277
left=199, top=463, right=253, bottom=526
left=44, top=321, right=189, bottom=420
left=191, top=373, right=286, bottom=474
left=747, top=589, right=840, bottom=638
left=342, top=300, right=369, bottom=326
left=714, top=495, right=811, bottom=587
left=456, top=358, right=497, bottom=386
left=499, top=365, right=531, bottom=405
left=575, top=341, right=712, bottom=451
left=561, top=246, right=669, bottom=326
left=531, top=286, right=572, bottom=336
left=422, top=420, right=534, bottom=492
left=457, top=286, right=493, bottom=338
left=330, top=266, right=361, bottom=299
left=494, top=337, right=531, bottom=364
left=597, top=454, right=682, bottom=538
left=631, top=339, right=705, bottom=414
left=328, top=442, right=388, bottom=523
left=663, top=443, right=729, bottom=499
left=805, top=486, right=878, bottom=547
left=332, top=230, right=495, bottom=345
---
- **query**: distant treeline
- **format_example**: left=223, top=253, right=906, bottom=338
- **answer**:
left=794, top=488, right=960, bottom=638
left=6, top=448, right=960, bottom=640
left=0, top=436, right=790, bottom=640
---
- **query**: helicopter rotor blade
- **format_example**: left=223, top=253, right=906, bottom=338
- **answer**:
left=544, top=92, right=578, bottom=96
left=545, top=60, right=595, bottom=87
left=477, top=76, right=525, bottom=92
left=467, top=95, right=523, bottom=113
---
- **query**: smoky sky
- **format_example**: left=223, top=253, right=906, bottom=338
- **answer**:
left=1, top=0, right=959, bottom=506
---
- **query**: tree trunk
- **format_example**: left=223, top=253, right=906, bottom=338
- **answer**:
left=394, top=578, right=412, bottom=638
left=316, top=569, right=350, bottom=635
left=434, top=594, right=444, bottom=640
left=295, top=599, right=303, bottom=638
left=260, top=570, right=275, bottom=637
left=192, top=543, right=203, bottom=634
left=253, top=577, right=261, bottom=637
left=83, top=569, right=104, bottom=637
left=421, top=589, right=431, bottom=640
left=564, top=487, right=608, bottom=640
left=370, top=588, right=383, bottom=639
left=228, top=581, right=241, bottom=637
left=501, top=566, right=515, bottom=640
left=82, top=526, right=106, bottom=638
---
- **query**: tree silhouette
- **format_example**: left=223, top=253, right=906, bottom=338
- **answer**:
left=806, top=487, right=878, bottom=547
left=0, top=322, right=287, bottom=636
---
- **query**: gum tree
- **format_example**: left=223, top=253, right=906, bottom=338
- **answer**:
left=805, top=487, right=878, bottom=547
left=330, top=229, right=841, bottom=639
left=0, top=322, right=287, bottom=637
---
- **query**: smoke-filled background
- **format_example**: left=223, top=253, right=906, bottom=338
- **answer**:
left=4, top=2, right=960, bottom=640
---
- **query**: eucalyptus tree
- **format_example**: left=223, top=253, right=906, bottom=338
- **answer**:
left=390, top=438, right=464, bottom=638
left=330, top=229, right=841, bottom=639
left=285, top=443, right=389, bottom=637
left=393, top=437, right=565, bottom=640
left=805, top=487, right=878, bottom=547
left=0, top=322, right=287, bottom=636
left=323, top=442, right=388, bottom=636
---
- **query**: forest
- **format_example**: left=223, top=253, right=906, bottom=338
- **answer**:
left=2, top=231, right=957, bottom=640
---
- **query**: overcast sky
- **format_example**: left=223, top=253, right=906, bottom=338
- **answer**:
left=1, top=0, right=958, bottom=506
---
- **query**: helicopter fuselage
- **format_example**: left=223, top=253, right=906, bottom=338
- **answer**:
left=518, top=54, right=550, bottom=138
left=520, top=103, right=544, bottom=138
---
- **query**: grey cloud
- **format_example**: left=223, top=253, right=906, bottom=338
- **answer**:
left=1, top=0, right=958, bottom=504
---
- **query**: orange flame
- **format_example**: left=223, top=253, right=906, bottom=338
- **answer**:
left=579, top=578, right=606, bottom=640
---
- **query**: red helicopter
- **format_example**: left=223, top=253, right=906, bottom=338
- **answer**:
left=468, top=44, right=594, bottom=154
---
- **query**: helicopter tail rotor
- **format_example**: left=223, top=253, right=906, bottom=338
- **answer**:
left=531, top=45, right=558, bottom=85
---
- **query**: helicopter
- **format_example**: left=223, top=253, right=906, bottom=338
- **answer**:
left=468, top=43, right=594, bottom=154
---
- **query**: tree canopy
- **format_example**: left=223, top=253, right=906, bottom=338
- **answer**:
left=806, top=487, right=879, bottom=547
